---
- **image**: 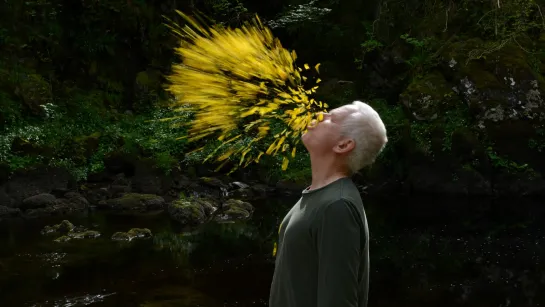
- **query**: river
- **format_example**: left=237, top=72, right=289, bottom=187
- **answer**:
left=0, top=195, right=544, bottom=306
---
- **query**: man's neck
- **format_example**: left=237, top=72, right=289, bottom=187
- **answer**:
left=308, top=156, right=349, bottom=191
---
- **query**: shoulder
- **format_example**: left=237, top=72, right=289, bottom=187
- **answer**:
left=320, top=198, right=362, bottom=225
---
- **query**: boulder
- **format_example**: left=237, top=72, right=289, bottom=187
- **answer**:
left=111, top=228, right=153, bottom=241
left=97, top=193, right=165, bottom=212
left=167, top=196, right=220, bottom=226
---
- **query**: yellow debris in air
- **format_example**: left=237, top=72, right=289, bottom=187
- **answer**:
left=164, top=11, right=328, bottom=173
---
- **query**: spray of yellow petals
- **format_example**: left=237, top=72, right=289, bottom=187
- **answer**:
left=163, top=11, right=328, bottom=173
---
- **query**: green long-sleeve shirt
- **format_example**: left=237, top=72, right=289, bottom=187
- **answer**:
left=269, top=177, right=369, bottom=307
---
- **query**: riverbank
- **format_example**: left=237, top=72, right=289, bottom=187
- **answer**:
left=2, top=154, right=545, bottom=223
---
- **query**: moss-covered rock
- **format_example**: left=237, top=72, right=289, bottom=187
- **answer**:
left=41, top=220, right=101, bottom=242
left=24, top=192, right=88, bottom=218
left=41, top=220, right=75, bottom=235
left=21, top=193, right=56, bottom=210
left=111, top=228, right=153, bottom=241
left=198, top=177, right=227, bottom=188
left=399, top=71, right=460, bottom=120
left=98, top=193, right=165, bottom=212
left=215, top=199, right=254, bottom=222
left=15, top=73, right=53, bottom=116
left=167, top=197, right=213, bottom=226
left=72, top=132, right=101, bottom=160
left=11, top=137, right=54, bottom=158
left=54, top=230, right=101, bottom=243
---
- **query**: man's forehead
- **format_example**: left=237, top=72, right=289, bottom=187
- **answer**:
left=330, top=105, right=357, bottom=116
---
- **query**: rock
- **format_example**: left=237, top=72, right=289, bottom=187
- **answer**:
left=111, top=228, right=152, bottom=241
left=111, top=232, right=131, bottom=241
left=98, top=193, right=165, bottom=212
left=108, top=185, right=131, bottom=198
left=222, top=199, right=253, bottom=212
left=21, top=193, right=56, bottom=209
left=215, top=199, right=254, bottom=222
left=42, top=220, right=101, bottom=242
left=25, top=193, right=88, bottom=218
left=199, top=177, right=227, bottom=189
left=229, top=181, right=249, bottom=190
left=54, top=230, right=101, bottom=243
left=1, top=167, right=75, bottom=208
left=0, top=189, right=14, bottom=207
left=41, top=220, right=76, bottom=235
left=81, top=185, right=109, bottom=205
left=54, top=236, right=71, bottom=243
left=400, top=71, right=456, bottom=121
left=64, top=192, right=89, bottom=207
left=229, top=188, right=254, bottom=200
left=441, top=39, right=545, bottom=169
left=168, top=197, right=215, bottom=226
left=103, top=150, right=136, bottom=175
left=194, top=197, right=218, bottom=216
left=131, top=160, right=167, bottom=195
left=16, top=73, right=53, bottom=116
left=0, top=206, right=21, bottom=219
left=127, top=228, right=152, bottom=238
left=250, top=183, right=276, bottom=199
left=50, top=188, right=70, bottom=198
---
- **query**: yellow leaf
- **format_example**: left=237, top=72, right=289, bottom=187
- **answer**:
left=281, top=156, right=289, bottom=170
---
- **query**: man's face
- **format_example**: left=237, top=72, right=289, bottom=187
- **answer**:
left=301, top=105, right=356, bottom=155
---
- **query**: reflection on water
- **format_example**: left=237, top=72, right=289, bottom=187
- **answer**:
left=0, top=196, right=544, bottom=306
left=29, top=293, right=116, bottom=307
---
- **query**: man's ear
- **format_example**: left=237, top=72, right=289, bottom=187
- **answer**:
left=333, top=138, right=355, bottom=154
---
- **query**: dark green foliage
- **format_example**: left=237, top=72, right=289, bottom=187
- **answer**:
left=2, top=0, right=545, bottom=181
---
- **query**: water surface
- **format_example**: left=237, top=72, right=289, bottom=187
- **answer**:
left=1, top=196, right=544, bottom=306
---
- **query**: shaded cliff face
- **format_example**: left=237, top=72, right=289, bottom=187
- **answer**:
left=383, top=38, right=545, bottom=196
left=263, top=0, right=545, bottom=196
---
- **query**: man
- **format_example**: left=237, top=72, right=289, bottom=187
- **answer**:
left=269, top=100, right=388, bottom=307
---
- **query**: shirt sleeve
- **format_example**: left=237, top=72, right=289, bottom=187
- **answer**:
left=315, top=199, right=362, bottom=307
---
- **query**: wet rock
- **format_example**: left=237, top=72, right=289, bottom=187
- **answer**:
left=215, top=199, right=254, bottom=222
left=251, top=183, right=276, bottom=197
left=168, top=196, right=219, bottom=226
left=168, top=199, right=207, bottom=226
left=0, top=206, right=21, bottom=219
left=21, top=193, right=56, bottom=210
left=41, top=220, right=76, bottom=235
left=41, top=220, right=101, bottom=242
left=81, top=185, right=109, bottom=205
left=54, top=230, right=101, bottom=243
left=229, top=187, right=254, bottom=200
left=98, top=193, right=165, bottom=212
left=0, top=167, right=75, bottom=208
left=25, top=193, right=88, bottom=218
left=111, top=228, right=152, bottom=241
left=229, top=181, right=249, bottom=190
left=199, top=177, right=227, bottom=189
left=63, top=192, right=89, bottom=207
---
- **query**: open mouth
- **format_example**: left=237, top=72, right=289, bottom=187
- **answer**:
left=307, top=112, right=324, bottom=128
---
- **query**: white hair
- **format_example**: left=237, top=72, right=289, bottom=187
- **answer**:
left=341, top=100, right=388, bottom=174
